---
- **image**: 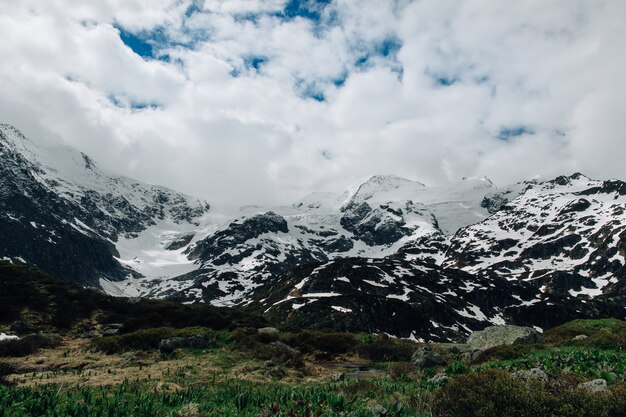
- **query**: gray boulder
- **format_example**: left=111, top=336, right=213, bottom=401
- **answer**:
left=428, top=373, right=450, bottom=384
left=411, top=346, right=447, bottom=369
left=573, top=334, right=589, bottom=341
left=513, top=368, right=549, bottom=384
left=577, top=379, right=609, bottom=393
left=269, top=341, right=299, bottom=356
left=369, top=404, right=387, bottom=416
left=467, top=325, right=544, bottom=352
left=257, top=327, right=280, bottom=335
left=159, top=335, right=211, bottom=354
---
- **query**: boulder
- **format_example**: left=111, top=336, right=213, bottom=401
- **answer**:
left=269, top=341, right=299, bottom=357
left=513, top=368, right=549, bottom=384
left=369, top=404, right=387, bottom=416
left=577, top=379, right=609, bottom=393
left=330, top=372, right=345, bottom=381
left=75, top=331, right=97, bottom=339
left=428, top=373, right=450, bottom=384
left=257, top=327, right=280, bottom=335
left=467, top=325, right=544, bottom=352
left=159, top=335, right=212, bottom=354
left=411, top=346, right=447, bottom=369
left=102, top=323, right=124, bottom=337
left=573, top=334, right=589, bottom=341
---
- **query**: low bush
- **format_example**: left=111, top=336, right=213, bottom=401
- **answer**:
left=433, top=369, right=626, bottom=417
left=282, top=330, right=359, bottom=356
left=91, top=327, right=223, bottom=354
left=229, top=329, right=305, bottom=368
left=387, top=362, right=416, bottom=381
left=357, top=334, right=416, bottom=361
left=545, top=319, right=626, bottom=349
left=473, top=344, right=544, bottom=363
left=0, top=334, right=61, bottom=357
left=481, top=346, right=626, bottom=380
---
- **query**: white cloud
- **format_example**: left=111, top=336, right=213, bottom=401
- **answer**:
left=0, top=0, right=625, bottom=204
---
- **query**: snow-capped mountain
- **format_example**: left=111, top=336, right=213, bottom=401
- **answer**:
left=1, top=124, right=625, bottom=340
left=142, top=174, right=502, bottom=306
left=444, top=173, right=626, bottom=298
left=0, top=124, right=209, bottom=287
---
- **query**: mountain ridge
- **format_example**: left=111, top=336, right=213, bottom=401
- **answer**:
left=1, top=124, right=625, bottom=340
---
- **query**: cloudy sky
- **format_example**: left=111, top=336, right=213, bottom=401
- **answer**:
left=1, top=0, right=624, bottom=204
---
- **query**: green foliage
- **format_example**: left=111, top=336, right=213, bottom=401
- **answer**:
left=356, top=334, right=417, bottom=361
left=387, top=362, right=417, bottom=381
left=443, top=361, right=468, bottom=376
left=433, top=369, right=626, bottom=417
left=91, top=327, right=228, bottom=354
left=545, top=319, right=626, bottom=349
left=282, top=330, right=360, bottom=356
left=473, top=344, right=545, bottom=363
left=481, top=346, right=626, bottom=380
left=0, top=378, right=430, bottom=417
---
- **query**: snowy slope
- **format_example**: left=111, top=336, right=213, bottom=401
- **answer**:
left=444, top=173, right=626, bottom=298
left=141, top=174, right=502, bottom=305
left=0, top=124, right=209, bottom=286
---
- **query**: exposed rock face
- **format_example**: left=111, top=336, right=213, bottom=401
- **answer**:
left=340, top=202, right=413, bottom=246
left=411, top=347, right=447, bottom=368
left=467, top=325, right=544, bottom=351
left=257, top=327, right=280, bottom=335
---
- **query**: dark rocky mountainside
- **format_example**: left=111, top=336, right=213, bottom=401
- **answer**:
left=1, top=124, right=625, bottom=341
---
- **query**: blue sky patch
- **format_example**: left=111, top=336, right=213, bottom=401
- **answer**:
left=283, top=0, right=332, bottom=21
left=435, top=75, right=459, bottom=87
left=117, top=26, right=154, bottom=59
left=295, top=79, right=326, bottom=102
left=184, top=0, right=204, bottom=18
left=244, top=56, right=268, bottom=71
left=107, top=94, right=161, bottom=111
left=498, top=126, right=534, bottom=141
left=353, top=37, right=402, bottom=71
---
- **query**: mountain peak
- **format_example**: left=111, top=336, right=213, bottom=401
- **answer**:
left=0, top=124, right=30, bottom=148
left=362, top=174, right=424, bottom=187
left=342, top=174, right=425, bottom=207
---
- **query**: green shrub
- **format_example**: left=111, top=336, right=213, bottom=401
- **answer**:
left=91, top=327, right=221, bottom=354
left=229, top=329, right=304, bottom=368
left=357, top=335, right=417, bottom=361
left=387, top=362, right=416, bottom=381
left=282, top=331, right=359, bottom=356
left=443, top=361, right=468, bottom=376
left=481, top=346, right=626, bottom=380
left=473, top=344, right=544, bottom=363
left=545, top=319, right=626, bottom=349
left=0, top=334, right=61, bottom=357
left=433, top=369, right=626, bottom=417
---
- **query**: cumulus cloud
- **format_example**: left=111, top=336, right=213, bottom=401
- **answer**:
left=0, top=0, right=624, bottom=204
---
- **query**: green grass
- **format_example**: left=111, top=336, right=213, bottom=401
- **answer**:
left=545, top=319, right=626, bottom=349
left=0, top=379, right=431, bottom=417
left=481, top=346, right=626, bottom=381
